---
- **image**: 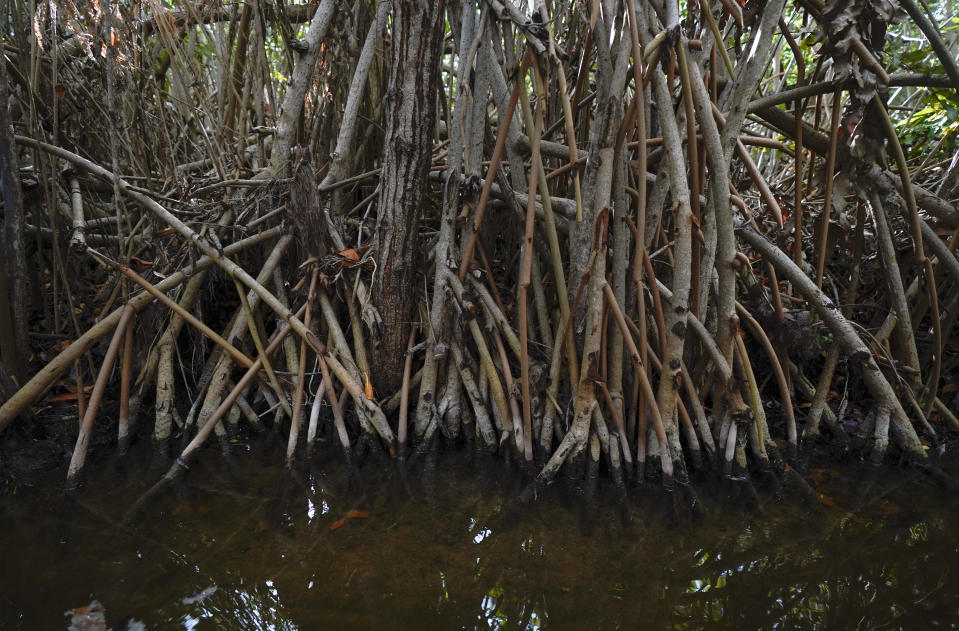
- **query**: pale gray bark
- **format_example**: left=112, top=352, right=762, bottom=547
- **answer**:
left=869, top=192, right=921, bottom=389
left=736, top=224, right=926, bottom=460
left=321, top=0, right=390, bottom=186
left=413, top=1, right=479, bottom=438
left=718, top=0, right=790, bottom=159
left=269, top=0, right=337, bottom=174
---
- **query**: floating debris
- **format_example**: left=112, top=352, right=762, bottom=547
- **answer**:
left=181, top=586, right=218, bottom=606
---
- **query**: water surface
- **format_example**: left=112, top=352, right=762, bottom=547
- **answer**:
left=2, top=440, right=958, bottom=629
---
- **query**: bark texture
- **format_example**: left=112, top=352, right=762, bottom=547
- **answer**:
left=0, top=54, right=29, bottom=382
left=373, top=0, right=445, bottom=395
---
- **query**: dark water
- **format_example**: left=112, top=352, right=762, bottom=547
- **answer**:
left=2, top=440, right=959, bottom=630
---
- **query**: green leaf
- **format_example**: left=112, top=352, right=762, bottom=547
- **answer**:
left=900, top=49, right=929, bottom=65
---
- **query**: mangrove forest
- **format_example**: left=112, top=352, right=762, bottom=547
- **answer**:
left=2, top=0, right=959, bottom=626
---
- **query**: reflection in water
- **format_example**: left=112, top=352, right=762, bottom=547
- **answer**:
left=472, top=523, right=492, bottom=544
left=1, top=444, right=958, bottom=630
left=480, top=587, right=544, bottom=631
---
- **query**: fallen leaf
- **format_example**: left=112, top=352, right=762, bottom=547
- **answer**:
left=806, top=468, right=832, bottom=485
left=329, top=517, right=347, bottom=531
left=817, top=493, right=844, bottom=511
left=47, top=392, right=80, bottom=403
left=335, top=247, right=360, bottom=261
left=67, top=601, right=107, bottom=631
left=875, top=501, right=901, bottom=517
left=46, top=385, right=94, bottom=403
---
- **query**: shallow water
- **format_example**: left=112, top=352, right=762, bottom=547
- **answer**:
left=2, top=440, right=959, bottom=630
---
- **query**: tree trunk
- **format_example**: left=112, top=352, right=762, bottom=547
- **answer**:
left=373, top=0, right=445, bottom=395
left=0, top=52, right=29, bottom=383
